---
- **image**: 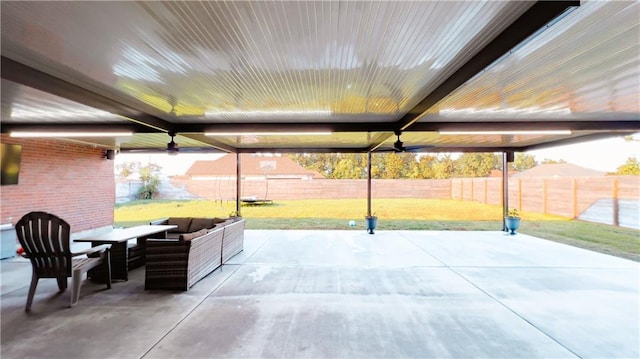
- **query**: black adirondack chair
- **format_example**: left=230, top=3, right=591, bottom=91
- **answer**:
left=15, top=212, right=112, bottom=310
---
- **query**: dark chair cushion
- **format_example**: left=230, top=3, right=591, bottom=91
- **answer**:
left=188, top=218, right=215, bottom=233
left=167, top=218, right=192, bottom=233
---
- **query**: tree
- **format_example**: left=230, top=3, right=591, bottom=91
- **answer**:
left=396, top=153, right=419, bottom=178
left=416, top=155, right=438, bottom=179
left=288, top=153, right=345, bottom=178
left=512, top=153, right=537, bottom=172
left=615, top=157, right=640, bottom=175
left=369, top=153, right=418, bottom=179
left=116, top=161, right=163, bottom=199
left=432, top=154, right=455, bottom=179
left=382, top=153, right=405, bottom=178
left=289, top=152, right=450, bottom=179
left=115, top=162, right=137, bottom=179
left=137, top=162, right=162, bottom=199
left=541, top=158, right=567, bottom=164
left=332, top=154, right=366, bottom=179
left=259, top=160, right=276, bottom=199
left=370, top=153, right=385, bottom=179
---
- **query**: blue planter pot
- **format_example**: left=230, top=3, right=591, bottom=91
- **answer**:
left=505, top=217, right=521, bottom=235
left=365, top=216, right=378, bottom=234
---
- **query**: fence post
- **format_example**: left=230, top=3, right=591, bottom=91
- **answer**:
left=471, top=179, right=474, bottom=202
left=612, top=177, right=619, bottom=226
left=484, top=179, right=488, bottom=204
left=450, top=179, right=453, bottom=199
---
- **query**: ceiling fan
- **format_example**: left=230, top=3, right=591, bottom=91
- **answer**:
left=120, top=132, right=222, bottom=155
left=376, top=131, right=433, bottom=153
left=166, top=132, right=179, bottom=156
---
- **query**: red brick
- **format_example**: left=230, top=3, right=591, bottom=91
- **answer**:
left=1, top=135, right=114, bottom=232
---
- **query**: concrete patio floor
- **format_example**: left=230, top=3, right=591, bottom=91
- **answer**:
left=1, top=230, right=638, bottom=358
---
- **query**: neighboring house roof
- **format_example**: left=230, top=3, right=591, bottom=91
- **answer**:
left=489, top=169, right=519, bottom=177
left=513, top=163, right=606, bottom=178
left=185, top=154, right=324, bottom=178
left=309, top=170, right=325, bottom=179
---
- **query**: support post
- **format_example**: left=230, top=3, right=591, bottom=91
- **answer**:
left=367, top=151, right=372, bottom=217
left=613, top=177, right=619, bottom=226
left=572, top=178, right=578, bottom=219
left=236, top=153, right=241, bottom=216
left=502, top=152, right=512, bottom=232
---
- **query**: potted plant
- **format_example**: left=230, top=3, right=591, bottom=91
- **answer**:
left=229, top=210, right=241, bottom=221
left=505, top=208, right=521, bottom=235
left=365, top=213, right=378, bottom=235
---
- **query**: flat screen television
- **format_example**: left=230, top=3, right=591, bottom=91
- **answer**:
left=1, top=143, right=22, bottom=185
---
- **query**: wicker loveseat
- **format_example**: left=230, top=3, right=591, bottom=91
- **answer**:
left=149, top=217, right=228, bottom=239
left=144, top=218, right=245, bottom=291
left=127, top=217, right=226, bottom=270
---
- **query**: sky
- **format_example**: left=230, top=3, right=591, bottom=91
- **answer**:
left=115, top=134, right=640, bottom=176
left=527, top=135, right=639, bottom=172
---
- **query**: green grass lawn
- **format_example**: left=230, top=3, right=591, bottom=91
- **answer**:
left=115, top=199, right=639, bottom=262
left=115, top=198, right=558, bottom=222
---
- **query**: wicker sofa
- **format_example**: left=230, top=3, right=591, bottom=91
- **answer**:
left=149, top=217, right=228, bottom=239
left=126, top=217, right=225, bottom=270
left=144, top=218, right=245, bottom=291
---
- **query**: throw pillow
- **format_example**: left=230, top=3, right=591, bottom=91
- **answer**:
left=167, top=217, right=192, bottom=233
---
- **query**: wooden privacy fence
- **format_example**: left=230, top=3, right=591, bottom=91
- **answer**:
left=171, top=178, right=453, bottom=201
left=451, top=176, right=639, bottom=228
left=117, top=176, right=639, bottom=228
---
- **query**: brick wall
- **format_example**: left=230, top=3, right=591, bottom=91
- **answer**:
left=1, top=135, right=114, bottom=233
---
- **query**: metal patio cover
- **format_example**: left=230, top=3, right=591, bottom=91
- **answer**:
left=1, top=1, right=639, bottom=154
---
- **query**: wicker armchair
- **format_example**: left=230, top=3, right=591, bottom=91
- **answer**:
left=15, top=212, right=112, bottom=310
left=145, top=228, right=223, bottom=290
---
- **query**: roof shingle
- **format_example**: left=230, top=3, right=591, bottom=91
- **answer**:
left=185, top=154, right=324, bottom=178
